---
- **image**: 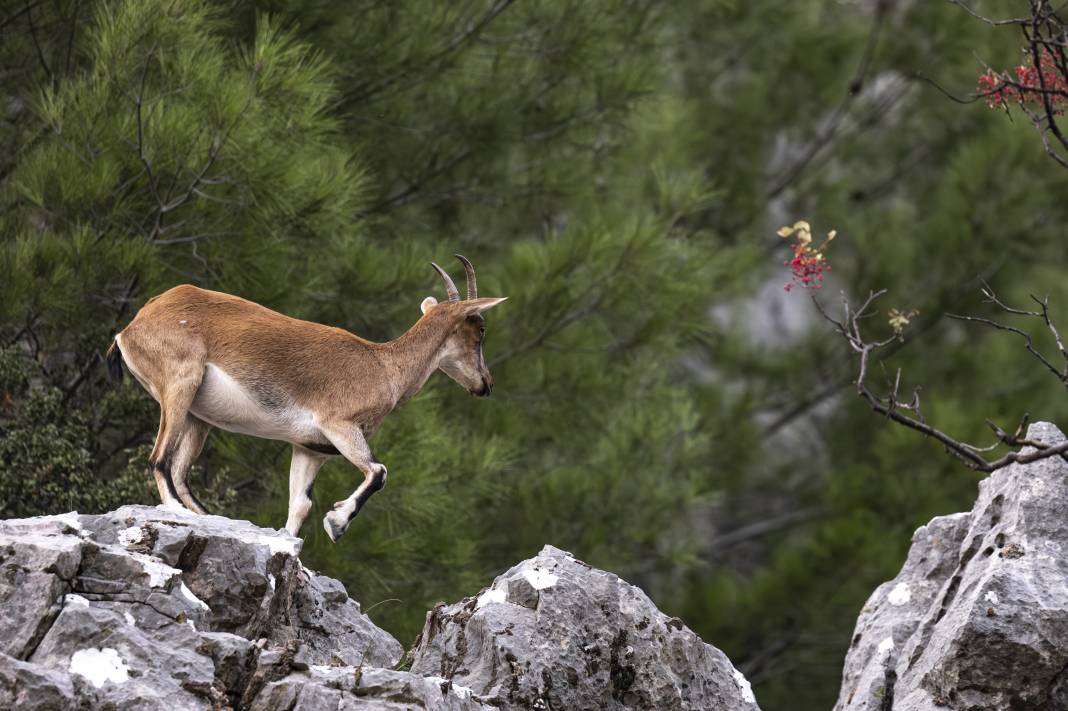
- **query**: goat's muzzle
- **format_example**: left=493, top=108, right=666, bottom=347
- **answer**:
left=473, top=377, right=493, bottom=397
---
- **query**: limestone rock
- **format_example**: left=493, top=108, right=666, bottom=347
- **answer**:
left=0, top=507, right=758, bottom=710
left=409, top=544, right=760, bottom=711
left=247, top=666, right=494, bottom=710
left=834, top=511, right=971, bottom=710
left=836, top=422, right=1068, bottom=711
left=0, top=652, right=77, bottom=710
left=0, top=505, right=402, bottom=709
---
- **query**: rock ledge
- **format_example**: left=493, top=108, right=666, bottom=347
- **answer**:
left=1, top=506, right=758, bottom=710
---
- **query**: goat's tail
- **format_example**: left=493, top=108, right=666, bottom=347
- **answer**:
left=105, top=339, right=124, bottom=383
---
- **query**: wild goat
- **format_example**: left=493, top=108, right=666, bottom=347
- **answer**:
left=105, top=256, right=506, bottom=541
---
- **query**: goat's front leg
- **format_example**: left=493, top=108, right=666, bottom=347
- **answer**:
left=319, top=424, right=386, bottom=542
left=285, top=445, right=327, bottom=537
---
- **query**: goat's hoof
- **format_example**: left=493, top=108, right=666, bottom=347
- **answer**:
left=159, top=501, right=189, bottom=514
left=323, top=511, right=348, bottom=542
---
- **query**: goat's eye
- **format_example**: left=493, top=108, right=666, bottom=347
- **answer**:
left=479, top=327, right=486, bottom=336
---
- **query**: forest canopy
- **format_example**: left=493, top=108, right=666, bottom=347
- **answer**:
left=2, top=1, right=1067, bottom=708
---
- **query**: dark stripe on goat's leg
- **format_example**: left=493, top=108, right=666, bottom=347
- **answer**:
left=323, top=461, right=386, bottom=542
left=350, top=464, right=387, bottom=519
left=148, top=368, right=205, bottom=510
left=150, top=449, right=182, bottom=504
left=319, top=426, right=385, bottom=542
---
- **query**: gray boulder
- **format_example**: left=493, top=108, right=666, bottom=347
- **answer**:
left=833, top=513, right=971, bottom=710
left=0, top=505, right=402, bottom=709
left=409, top=544, right=760, bottom=711
left=0, top=653, right=77, bottom=710
left=836, top=421, right=1068, bottom=711
left=0, top=507, right=758, bottom=710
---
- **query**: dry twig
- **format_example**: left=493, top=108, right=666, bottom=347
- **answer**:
left=815, top=289, right=1068, bottom=472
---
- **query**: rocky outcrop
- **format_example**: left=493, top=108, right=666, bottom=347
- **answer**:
left=836, top=421, right=1068, bottom=711
left=0, top=505, right=412, bottom=710
left=0, top=506, right=758, bottom=710
left=410, top=545, right=759, bottom=711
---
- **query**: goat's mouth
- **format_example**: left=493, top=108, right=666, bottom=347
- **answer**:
left=472, top=379, right=492, bottom=397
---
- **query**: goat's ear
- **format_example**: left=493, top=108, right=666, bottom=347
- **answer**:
left=463, top=297, right=508, bottom=315
left=420, top=296, right=439, bottom=314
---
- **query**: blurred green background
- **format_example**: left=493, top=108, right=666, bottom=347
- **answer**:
left=2, top=1, right=1067, bottom=707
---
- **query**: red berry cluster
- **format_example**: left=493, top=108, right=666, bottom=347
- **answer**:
left=784, top=243, right=829, bottom=292
left=778, top=221, right=834, bottom=292
left=978, top=49, right=1068, bottom=113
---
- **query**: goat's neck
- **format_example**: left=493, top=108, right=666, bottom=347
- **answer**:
left=380, top=314, right=452, bottom=406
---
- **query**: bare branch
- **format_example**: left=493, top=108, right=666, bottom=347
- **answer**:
left=948, top=282, right=1068, bottom=389
left=947, top=0, right=1030, bottom=27
left=337, top=0, right=518, bottom=109
left=24, top=0, right=53, bottom=85
left=0, top=0, right=43, bottom=32
left=1030, top=293, right=1068, bottom=367
left=956, top=0, right=1068, bottom=169
left=134, top=48, right=162, bottom=211
left=818, top=289, right=1068, bottom=473
left=767, top=4, right=888, bottom=198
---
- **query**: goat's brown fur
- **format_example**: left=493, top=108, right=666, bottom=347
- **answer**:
left=112, top=265, right=505, bottom=540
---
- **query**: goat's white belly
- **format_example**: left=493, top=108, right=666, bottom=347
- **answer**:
left=191, top=364, right=320, bottom=443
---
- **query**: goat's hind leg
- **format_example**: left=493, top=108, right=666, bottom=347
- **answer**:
left=148, top=414, right=180, bottom=507
left=169, top=415, right=213, bottom=514
left=148, top=367, right=205, bottom=511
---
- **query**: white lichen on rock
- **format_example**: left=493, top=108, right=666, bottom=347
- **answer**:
left=887, top=582, right=911, bottom=606
left=258, top=534, right=298, bottom=557
left=522, top=567, right=559, bottom=590
left=117, top=526, right=144, bottom=547
left=129, top=552, right=181, bottom=588
left=180, top=582, right=210, bottom=611
left=733, top=668, right=756, bottom=704
left=69, top=648, right=129, bottom=688
left=476, top=587, right=507, bottom=609
left=877, top=636, right=894, bottom=660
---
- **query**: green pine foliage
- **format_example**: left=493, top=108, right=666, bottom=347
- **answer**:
left=0, top=0, right=368, bottom=517
left=3, top=1, right=1068, bottom=708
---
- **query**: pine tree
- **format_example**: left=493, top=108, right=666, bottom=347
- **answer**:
left=5, top=2, right=1068, bottom=708
left=0, top=0, right=367, bottom=513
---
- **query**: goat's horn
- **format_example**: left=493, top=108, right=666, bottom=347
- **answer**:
left=431, top=262, right=460, bottom=302
left=454, top=254, right=476, bottom=299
